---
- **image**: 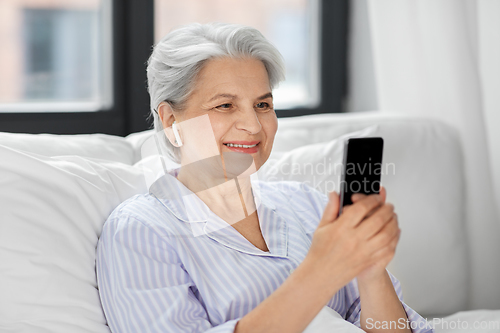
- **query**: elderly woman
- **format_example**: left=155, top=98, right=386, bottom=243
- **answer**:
left=96, top=23, right=433, bottom=333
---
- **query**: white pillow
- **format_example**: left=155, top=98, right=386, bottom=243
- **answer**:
left=433, top=310, right=500, bottom=333
left=0, top=145, right=148, bottom=333
left=0, top=132, right=135, bottom=164
left=272, top=111, right=382, bottom=152
left=125, top=129, right=155, bottom=164
left=303, top=306, right=364, bottom=333
left=260, top=126, right=378, bottom=193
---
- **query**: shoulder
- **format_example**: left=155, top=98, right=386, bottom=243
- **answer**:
left=108, top=193, right=163, bottom=221
left=103, top=193, right=161, bottom=228
left=99, top=194, right=155, bottom=242
left=99, top=192, right=186, bottom=243
left=97, top=193, right=186, bottom=271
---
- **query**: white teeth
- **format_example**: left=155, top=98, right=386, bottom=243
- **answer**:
left=225, top=143, right=257, bottom=148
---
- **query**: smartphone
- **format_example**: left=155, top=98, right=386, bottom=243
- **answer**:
left=338, top=137, right=384, bottom=216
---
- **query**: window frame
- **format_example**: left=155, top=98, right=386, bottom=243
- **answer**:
left=0, top=0, right=347, bottom=135
left=275, top=0, right=348, bottom=118
left=0, top=0, right=154, bottom=135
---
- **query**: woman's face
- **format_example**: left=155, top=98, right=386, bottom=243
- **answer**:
left=167, top=57, right=278, bottom=173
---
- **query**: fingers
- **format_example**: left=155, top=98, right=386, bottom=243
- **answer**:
left=317, top=191, right=340, bottom=228
left=351, top=185, right=386, bottom=203
left=357, top=203, right=395, bottom=239
left=380, top=185, right=386, bottom=202
left=341, top=194, right=383, bottom=228
left=349, top=186, right=386, bottom=220
left=367, top=213, right=400, bottom=252
left=367, top=227, right=401, bottom=267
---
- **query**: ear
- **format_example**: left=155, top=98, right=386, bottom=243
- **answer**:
left=157, top=102, right=182, bottom=147
left=158, top=101, right=175, bottom=128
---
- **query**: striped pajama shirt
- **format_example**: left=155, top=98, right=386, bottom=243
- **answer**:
left=96, top=169, right=433, bottom=333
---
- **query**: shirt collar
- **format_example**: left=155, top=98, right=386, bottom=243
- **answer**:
left=149, top=168, right=209, bottom=223
left=149, top=168, right=286, bottom=257
left=149, top=168, right=277, bottom=222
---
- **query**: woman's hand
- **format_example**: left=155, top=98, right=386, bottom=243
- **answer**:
left=235, top=187, right=402, bottom=333
left=304, top=186, right=400, bottom=296
left=351, top=187, right=401, bottom=282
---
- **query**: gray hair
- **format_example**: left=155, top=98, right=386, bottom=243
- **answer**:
left=146, top=22, right=286, bottom=163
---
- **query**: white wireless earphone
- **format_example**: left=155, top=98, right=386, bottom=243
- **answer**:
left=172, top=121, right=183, bottom=147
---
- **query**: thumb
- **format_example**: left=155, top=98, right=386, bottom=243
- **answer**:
left=318, top=191, right=340, bottom=228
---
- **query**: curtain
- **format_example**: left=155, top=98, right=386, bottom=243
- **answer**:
left=347, top=0, right=500, bottom=310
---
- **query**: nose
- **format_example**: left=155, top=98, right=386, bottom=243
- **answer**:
left=235, top=106, right=262, bottom=134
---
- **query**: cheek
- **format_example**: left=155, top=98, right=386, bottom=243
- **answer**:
left=263, top=114, right=278, bottom=146
left=208, top=113, right=233, bottom=145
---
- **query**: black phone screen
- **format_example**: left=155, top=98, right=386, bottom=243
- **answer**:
left=338, top=137, right=384, bottom=216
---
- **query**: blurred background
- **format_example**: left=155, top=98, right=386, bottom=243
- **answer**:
left=0, top=0, right=323, bottom=113
left=0, top=0, right=499, bottom=213
left=0, top=0, right=339, bottom=133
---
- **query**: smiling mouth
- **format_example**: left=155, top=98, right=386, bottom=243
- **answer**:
left=223, top=143, right=259, bottom=148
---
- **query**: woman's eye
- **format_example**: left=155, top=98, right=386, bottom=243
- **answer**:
left=255, top=102, right=272, bottom=111
left=215, top=103, right=233, bottom=110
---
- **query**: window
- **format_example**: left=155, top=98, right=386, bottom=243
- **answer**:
left=0, top=0, right=112, bottom=112
left=154, top=0, right=348, bottom=118
left=0, top=0, right=347, bottom=134
left=155, top=0, right=320, bottom=110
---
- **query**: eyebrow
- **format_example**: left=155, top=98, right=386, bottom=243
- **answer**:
left=208, top=94, right=236, bottom=103
left=257, top=92, right=273, bottom=100
left=207, top=92, right=273, bottom=103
